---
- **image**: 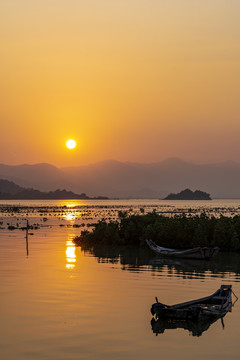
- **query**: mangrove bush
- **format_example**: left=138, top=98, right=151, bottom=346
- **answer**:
left=74, top=212, right=240, bottom=252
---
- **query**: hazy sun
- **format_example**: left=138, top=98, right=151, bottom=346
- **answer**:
left=66, top=139, right=76, bottom=149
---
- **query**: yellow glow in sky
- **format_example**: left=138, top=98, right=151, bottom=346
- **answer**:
left=1, top=1, right=240, bottom=166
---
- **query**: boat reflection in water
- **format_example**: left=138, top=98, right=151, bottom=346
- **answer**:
left=77, top=243, right=240, bottom=278
left=151, top=312, right=230, bottom=337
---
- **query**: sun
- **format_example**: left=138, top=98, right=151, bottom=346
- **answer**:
left=66, top=139, right=76, bottom=149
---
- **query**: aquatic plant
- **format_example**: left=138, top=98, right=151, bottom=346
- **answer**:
left=74, top=211, right=240, bottom=251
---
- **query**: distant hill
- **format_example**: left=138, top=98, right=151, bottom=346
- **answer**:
left=164, top=189, right=212, bottom=200
left=0, top=163, right=70, bottom=191
left=1, top=158, right=240, bottom=198
left=0, top=179, right=108, bottom=200
left=60, top=158, right=240, bottom=198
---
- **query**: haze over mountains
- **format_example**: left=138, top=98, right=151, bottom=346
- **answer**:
left=0, top=179, right=107, bottom=200
left=0, top=158, right=240, bottom=199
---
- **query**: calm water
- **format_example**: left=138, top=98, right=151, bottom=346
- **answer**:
left=0, top=200, right=240, bottom=359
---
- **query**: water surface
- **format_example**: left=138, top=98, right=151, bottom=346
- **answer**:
left=0, top=201, right=240, bottom=359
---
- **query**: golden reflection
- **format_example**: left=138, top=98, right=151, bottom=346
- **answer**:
left=66, top=264, right=75, bottom=270
left=58, top=200, right=87, bottom=207
left=65, top=236, right=77, bottom=270
left=64, top=212, right=78, bottom=223
left=66, top=246, right=76, bottom=262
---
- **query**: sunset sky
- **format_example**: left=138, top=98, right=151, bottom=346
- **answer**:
left=1, top=1, right=240, bottom=167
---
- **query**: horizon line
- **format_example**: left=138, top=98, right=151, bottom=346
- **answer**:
left=0, top=157, right=240, bottom=168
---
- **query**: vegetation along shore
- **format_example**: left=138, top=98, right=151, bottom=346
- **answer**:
left=74, top=211, right=240, bottom=252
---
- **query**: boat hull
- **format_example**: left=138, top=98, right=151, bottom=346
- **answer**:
left=151, top=285, right=232, bottom=320
left=146, top=240, right=219, bottom=259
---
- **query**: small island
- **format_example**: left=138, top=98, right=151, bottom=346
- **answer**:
left=163, top=188, right=211, bottom=200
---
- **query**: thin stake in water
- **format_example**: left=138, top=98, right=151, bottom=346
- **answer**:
left=26, top=219, right=29, bottom=256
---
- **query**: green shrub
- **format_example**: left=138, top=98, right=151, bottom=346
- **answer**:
left=74, top=212, right=240, bottom=252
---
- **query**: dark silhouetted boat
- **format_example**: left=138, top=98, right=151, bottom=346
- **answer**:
left=151, top=285, right=233, bottom=321
left=146, top=239, right=219, bottom=259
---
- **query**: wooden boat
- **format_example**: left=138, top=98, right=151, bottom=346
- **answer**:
left=151, top=285, right=232, bottom=320
left=146, top=239, right=219, bottom=259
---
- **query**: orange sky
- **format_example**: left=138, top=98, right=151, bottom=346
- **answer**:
left=1, top=1, right=240, bottom=167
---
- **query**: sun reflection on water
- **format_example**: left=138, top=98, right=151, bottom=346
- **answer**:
left=66, top=236, right=77, bottom=269
left=64, top=212, right=78, bottom=223
left=58, top=200, right=87, bottom=207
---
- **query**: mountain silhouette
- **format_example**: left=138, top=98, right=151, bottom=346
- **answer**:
left=0, top=179, right=107, bottom=200
left=1, top=158, right=240, bottom=198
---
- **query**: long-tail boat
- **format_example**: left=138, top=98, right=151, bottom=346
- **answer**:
left=151, top=285, right=233, bottom=320
left=146, top=239, right=219, bottom=259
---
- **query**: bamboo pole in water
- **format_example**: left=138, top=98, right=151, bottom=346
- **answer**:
left=26, top=219, right=29, bottom=256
